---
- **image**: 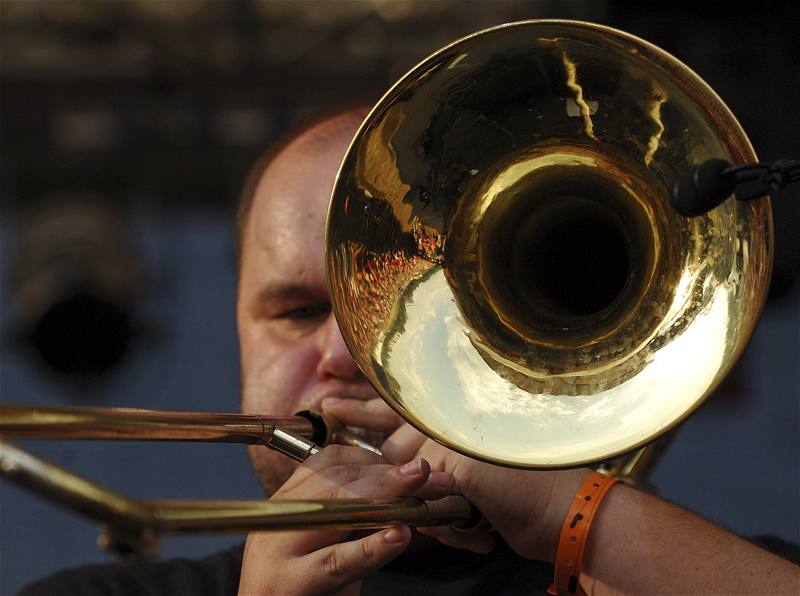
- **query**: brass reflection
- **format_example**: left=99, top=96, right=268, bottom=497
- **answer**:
left=327, top=20, right=771, bottom=469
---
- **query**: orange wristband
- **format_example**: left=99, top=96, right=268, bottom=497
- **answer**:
left=547, top=472, right=620, bottom=595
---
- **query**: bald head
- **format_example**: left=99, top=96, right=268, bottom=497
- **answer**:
left=235, top=107, right=369, bottom=263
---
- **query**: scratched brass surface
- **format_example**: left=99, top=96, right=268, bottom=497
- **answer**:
left=327, top=20, right=772, bottom=468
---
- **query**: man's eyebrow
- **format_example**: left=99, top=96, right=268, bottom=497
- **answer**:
left=256, top=283, right=325, bottom=304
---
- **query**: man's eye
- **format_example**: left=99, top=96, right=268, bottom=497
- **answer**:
left=277, top=304, right=330, bottom=321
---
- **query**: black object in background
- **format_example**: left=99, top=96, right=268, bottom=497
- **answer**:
left=672, top=158, right=800, bottom=217
left=9, top=196, right=146, bottom=379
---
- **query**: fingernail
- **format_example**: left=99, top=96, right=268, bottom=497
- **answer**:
left=322, top=398, right=342, bottom=408
left=399, top=458, right=422, bottom=476
left=383, top=527, right=406, bottom=543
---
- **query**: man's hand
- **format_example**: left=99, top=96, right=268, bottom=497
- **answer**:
left=238, top=445, right=455, bottom=596
left=383, top=423, right=589, bottom=563
left=321, top=397, right=405, bottom=436
left=322, top=400, right=800, bottom=596
left=322, top=398, right=588, bottom=563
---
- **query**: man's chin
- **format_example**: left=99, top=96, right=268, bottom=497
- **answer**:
left=246, top=445, right=300, bottom=496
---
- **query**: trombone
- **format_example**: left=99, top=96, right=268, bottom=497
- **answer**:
left=0, top=406, right=476, bottom=557
left=1, top=19, right=772, bottom=557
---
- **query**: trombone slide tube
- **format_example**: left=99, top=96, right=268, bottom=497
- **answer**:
left=0, top=440, right=152, bottom=533
left=0, top=441, right=471, bottom=537
left=150, top=495, right=472, bottom=533
left=0, top=405, right=316, bottom=445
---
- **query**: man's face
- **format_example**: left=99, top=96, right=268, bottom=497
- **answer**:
left=237, top=120, right=378, bottom=494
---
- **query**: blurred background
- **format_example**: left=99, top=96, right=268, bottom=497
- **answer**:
left=1, top=1, right=798, bottom=593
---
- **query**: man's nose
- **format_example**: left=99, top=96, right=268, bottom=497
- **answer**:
left=316, top=313, right=362, bottom=379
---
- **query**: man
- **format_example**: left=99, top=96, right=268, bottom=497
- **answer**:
left=18, top=108, right=552, bottom=596
left=234, top=107, right=556, bottom=594
left=22, top=108, right=799, bottom=595
left=233, top=107, right=799, bottom=594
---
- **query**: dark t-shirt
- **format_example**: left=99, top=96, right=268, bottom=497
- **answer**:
left=19, top=540, right=552, bottom=596
left=18, top=536, right=798, bottom=595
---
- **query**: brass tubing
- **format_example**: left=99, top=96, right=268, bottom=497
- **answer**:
left=0, top=405, right=315, bottom=444
left=0, top=440, right=153, bottom=533
left=0, top=441, right=472, bottom=537
left=150, top=495, right=472, bottom=533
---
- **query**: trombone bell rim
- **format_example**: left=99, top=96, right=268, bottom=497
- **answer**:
left=326, top=19, right=772, bottom=469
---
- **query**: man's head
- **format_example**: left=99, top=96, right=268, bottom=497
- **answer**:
left=236, top=108, right=374, bottom=494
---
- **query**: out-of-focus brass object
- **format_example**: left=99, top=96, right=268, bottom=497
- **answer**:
left=327, top=20, right=771, bottom=468
left=0, top=441, right=471, bottom=557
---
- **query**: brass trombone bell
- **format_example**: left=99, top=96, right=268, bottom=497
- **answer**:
left=326, top=19, right=772, bottom=469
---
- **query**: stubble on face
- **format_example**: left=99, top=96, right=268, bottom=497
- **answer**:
left=237, top=111, right=372, bottom=495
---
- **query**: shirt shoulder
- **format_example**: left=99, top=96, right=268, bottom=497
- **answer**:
left=18, top=546, right=243, bottom=596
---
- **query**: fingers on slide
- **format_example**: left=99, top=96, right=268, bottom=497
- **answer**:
left=300, top=446, right=455, bottom=501
left=301, top=525, right=412, bottom=592
left=322, top=397, right=403, bottom=433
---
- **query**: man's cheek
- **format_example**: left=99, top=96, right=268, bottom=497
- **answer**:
left=237, top=321, right=265, bottom=369
left=241, top=364, right=275, bottom=414
left=242, top=362, right=297, bottom=415
left=242, top=383, right=280, bottom=416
